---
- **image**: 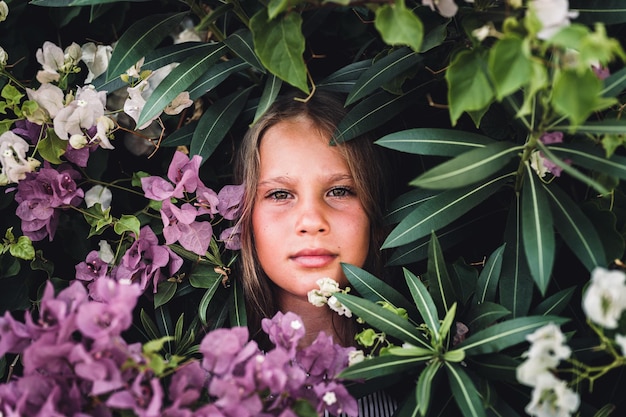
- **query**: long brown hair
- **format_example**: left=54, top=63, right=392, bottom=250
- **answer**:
left=234, top=90, right=387, bottom=342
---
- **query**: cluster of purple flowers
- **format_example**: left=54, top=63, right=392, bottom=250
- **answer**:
left=141, top=151, right=243, bottom=256
left=0, top=280, right=357, bottom=417
left=14, top=162, right=84, bottom=241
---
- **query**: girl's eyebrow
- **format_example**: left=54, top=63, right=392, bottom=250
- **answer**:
left=258, top=173, right=354, bottom=188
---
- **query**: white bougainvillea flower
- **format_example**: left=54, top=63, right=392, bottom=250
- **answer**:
left=124, top=63, right=179, bottom=129
left=26, top=84, right=64, bottom=125
left=0, top=1, right=9, bottom=22
left=164, top=91, right=193, bottom=116
left=54, top=85, right=107, bottom=140
left=0, top=46, right=7, bottom=67
left=530, top=0, right=579, bottom=40
left=327, top=295, right=352, bottom=318
left=126, top=57, right=145, bottom=79
left=98, top=240, right=115, bottom=264
left=422, top=0, right=458, bottom=17
left=92, top=115, right=116, bottom=149
left=84, top=185, right=112, bottom=210
left=35, top=41, right=82, bottom=84
left=0, top=131, right=40, bottom=185
left=69, top=134, right=89, bottom=149
left=81, top=42, right=113, bottom=83
left=525, top=372, right=580, bottom=417
left=307, top=277, right=342, bottom=307
left=582, top=267, right=626, bottom=329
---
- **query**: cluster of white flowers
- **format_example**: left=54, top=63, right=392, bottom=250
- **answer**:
left=516, top=323, right=580, bottom=417
left=0, top=131, right=41, bottom=185
left=307, top=277, right=352, bottom=317
left=582, top=267, right=626, bottom=330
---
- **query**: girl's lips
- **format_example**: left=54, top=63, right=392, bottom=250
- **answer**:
left=290, top=249, right=337, bottom=268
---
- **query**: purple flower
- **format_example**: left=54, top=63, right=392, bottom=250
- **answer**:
left=0, top=311, right=33, bottom=356
left=161, top=200, right=213, bottom=256
left=11, top=119, right=44, bottom=144
left=141, top=175, right=176, bottom=201
left=106, top=371, right=164, bottom=417
left=75, top=250, right=110, bottom=282
left=261, top=311, right=305, bottom=354
left=217, top=184, right=244, bottom=220
left=313, top=381, right=358, bottom=417
left=167, top=151, right=203, bottom=194
left=113, top=225, right=183, bottom=293
left=69, top=343, right=126, bottom=396
left=199, top=327, right=256, bottom=375
left=167, top=361, right=207, bottom=407
left=296, top=331, right=353, bottom=382
left=539, top=131, right=563, bottom=145
left=195, top=184, right=220, bottom=217
left=219, top=224, right=241, bottom=250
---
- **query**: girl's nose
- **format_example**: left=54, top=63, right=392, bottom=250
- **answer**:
left=296, top=199, right=329, bottom=235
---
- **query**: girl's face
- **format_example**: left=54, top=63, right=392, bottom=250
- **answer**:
left=252, top=116, right=370, bottom=303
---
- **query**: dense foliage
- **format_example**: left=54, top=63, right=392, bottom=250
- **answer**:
left=1, top=0, right=626, bottom=416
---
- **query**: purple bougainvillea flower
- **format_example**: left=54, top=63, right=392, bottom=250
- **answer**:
left=199, top=327, right=253, bottom=375
left=220, top=224, right=241, bottom=251
left=195, top=184, right=220, bottom=217
left=141, top=175, right=176, bottom=201
left=261, top=311, right=305, bottom=354
left=75, top=250, right=110, bottom=282
left=161, top=200, right=213, bottom=256
left=167, top=361, right=207, bottom=407
left=0, top=311, right=33, bottom=356
left=106, top=371, right=163, bottom=417
left=539, top=131, right=563, bottom=145
left=167, top=151, right=203, bottom=194
left=69, top=343, right=126, bottom=396
left=313, top=381, right=358, bottom=417
left=217, top=184, right=244, bottom=220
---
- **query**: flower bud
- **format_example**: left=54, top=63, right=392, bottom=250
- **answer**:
left=0, top=1, right=8, bottom=22
left=0, top=46, right=7, bottom=68
left=69, top=134, right=88, bottom=149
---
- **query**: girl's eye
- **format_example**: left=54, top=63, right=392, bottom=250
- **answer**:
left=328, top=187, right=354, bottom=197
left=268, top=190, right=290, bottom=200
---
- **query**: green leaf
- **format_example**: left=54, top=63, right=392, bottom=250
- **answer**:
left=198, top=276, right=223, bottom=325
left=342, top=263, right=416, bottom=312
left=456, top=315, right=568, bottom=356
left=114, top=214, right=141, bottom=237
left=188, top=58, right=249, bottom=100
left=154, top=281, right=177, bottom=308
left=416, top=360, right=442, bottom=415
left=140, top=309, right=160, bottom=340
left=250, top=9, right=308, bottom=93
left=488, top=36, right=533, bottom=100
left=190, top=86, right=252, bottom=163
left=375, top=128, right=495, bottom=157
left=229, top=277, right=247, bottom=327
left=551, top=68, right=612, bottom=127
left=532, top=286, right=576, bottom=316
left=445, top=363, right=486, bottom=417
left=474, top=243, right=506, bottom=304
left=404, top=268, right=440, bottom=338
left=189, top=264, right=222, bottom=289
left=424, top=232, right=456, bottom=316
left=346, top=47, right=422, bottom=106
left=253, top=74, right=282, bottom=124
left=547, top=141, right=626, bottom=180
left=499, top=195, right=534, bottom=318
left=338, top=353, right=432, bottom=380
left=446, top=48, right=494, bottom=126
left=382, top=172, right=514, bottom=248
left=543, top=182, right=607, bottom=270
left=521, top=163, right=555, bottom=295
left=385, top=188, right=437, bottom=225
left=31, top=0, right=150, bottom=5
left=137, top=44, right=228, bottom=128
left=601, top=66, right=626, bottom=98
left=569, top=0, right=626, bottom=24
left=333, top=88, right=420, bottom=143
left=143, top=335, right=174, bottom=354
left=374, top=3, right=424, bottom=52
left=9, top=236, right=35, bottom=261
left=333, top=293, right=431, bottom=349
left=223, top=29, right=265, bottom=73
left=106, top=12, right=187, bottom=81
left=318, top=59, right=373, bottom=93
left=38, top=128, right=66, bottom=164
left=465, top=302, right=510, bottom=332
left=410, top=142, right=521, bottom=189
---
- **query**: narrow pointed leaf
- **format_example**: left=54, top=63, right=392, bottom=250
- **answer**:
left=383, top=172, right=514, bottom=248
left=154, top=281, right=177, bottom=308
left=445, top=363, right=486, bottom=417
left=31, top=0, right=150, bottom=4
left=137, top=44, right=227, bottom=127
left=417, top=360, right=442, bottom=415
left=456, top=315, right=568, bottom=355
left=385, top=188, right=437, bottom=225
left=547, top=142, right=626, bottom=179
left=411, top=142, right=520, bottom=189
left=161, top=122, right=196, bottom=147
left=318, top=59, right=373, bottom=93
left=333, top=293, right=431, bottom=349
left=404, top=268, right=440, bottom=337
left=521, top=163, right=555, bottom=295
left=106, top=12, right=187, bottom=81
left=569, top=0, right=626, bottom=24
left=188, top=58, right=249, bottom=100
left=253, top=74, right=282, bottom=124
left=532, top=286, right=576, bottom=316
left=140, top=309, right=160, bottom=340
left=346, top=47, right=422, bottom=106
left=229, top=277, right=247, bottom=327
left=198, top=276, right=223, bottom=325
left=338, top=354, right=431, bottom=380
left=425, top=233, right=455, bottom=316
left=465, top=302, right=510, bottom=332
left=191, top=86, right=253, bottom=163
left=375, top=128, right=495, bottom=157
left=334, top=88, right=421, bottom=143
left=342, top=263, right=417, bottom=314
left=543, top=182, right=606, bottom=270
left=601, top=67, right=626, bottom=97
left=475, top=243, right=506, bottom=304
left=223, top=29, right=265, bottom=72
left=499, top=194, right=534, bottom=317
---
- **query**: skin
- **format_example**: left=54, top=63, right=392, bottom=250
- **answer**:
left=252, top=115, right=370, bottom=345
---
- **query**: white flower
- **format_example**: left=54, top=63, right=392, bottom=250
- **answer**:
left=0, top=46, right=7, bottom=68
left=327, top=295, right=352, bottom=318
left=98, top=240, right=115, bottom=263
left=81, top=42, right=113, bottom=83
left=530, top=0, right=579, bottom=40
left=172, top=28, right=203, bottom=44
left=525, top=373, right=580, bottom=417
left=0, top=1, right=9, bottom=22
left=582, top=267, right=626, bottom=329
left=615, top=334, right=626, bottom=357
left=530, top=151, right=550, bottom=178
left=126, top=57, right=145, bottom=79
left=348, top=349, right=365, bottom=366
left=307, top=277, right=342, bottom=307
left=0, top=132, right=41, bottom=185
left=92, top=115, right=116, bottom=149
left=164, top=91, right=193, bottom=116
left=517, top=360, right=554, bottom=387
left=422, top=0, right=458, bottom=18
left=69, top=134, right=88, bottom=149
left=84, top=185, right=112, bottom=210
left=54, top=85, right=107, bottom=140
left=290, top=319, right=303, bottom=330
left=35, top=41, right=82, bottom=84
left=322, top=391, right=338, bottom=406
left=517, top=323, right=571, bottom=387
